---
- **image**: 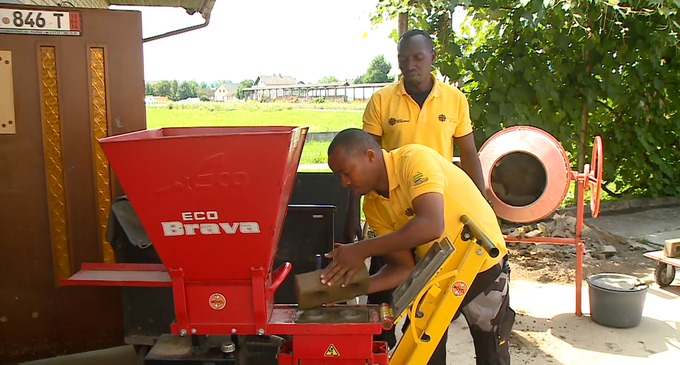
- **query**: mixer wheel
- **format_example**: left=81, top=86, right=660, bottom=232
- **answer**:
left=655, top=263, right=676, bottom=287
left=588, top=135, right=604, bottom=218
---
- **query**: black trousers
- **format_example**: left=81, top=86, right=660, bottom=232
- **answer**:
left=367, top=255, right=515, bottom=365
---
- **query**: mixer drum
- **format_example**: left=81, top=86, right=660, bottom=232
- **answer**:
left=478, top=126, right=572, bottom=223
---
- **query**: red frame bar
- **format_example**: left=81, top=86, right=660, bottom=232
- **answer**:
left=503, top=171, right=588, bottom=317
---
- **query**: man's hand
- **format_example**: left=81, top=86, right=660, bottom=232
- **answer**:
left=320, top=243, right=367, bottom=287
left=455, top=133, right=487, bottom=200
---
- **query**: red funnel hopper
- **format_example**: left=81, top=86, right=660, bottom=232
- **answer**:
left=98, top=126, right=308, bottom=334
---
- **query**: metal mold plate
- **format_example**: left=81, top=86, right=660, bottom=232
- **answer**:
left=391, top=238, right=455, bottom=318
left=295, top=306, right=370, bottom=324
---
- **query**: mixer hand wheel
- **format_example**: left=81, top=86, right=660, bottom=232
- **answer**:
left=585, top=136, right=604, bottom=218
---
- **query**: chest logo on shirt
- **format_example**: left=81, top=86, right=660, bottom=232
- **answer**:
left=389, top=117, right=409, bottom=126
left=438, top=114, right=447, bottom=122
left=413, top=172, right=429, bottom=186
left=405, top=207, right=415, bottom=217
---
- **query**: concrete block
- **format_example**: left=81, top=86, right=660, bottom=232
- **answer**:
left=665, top=238, right=680, bottom=258
left=598, top=245, right=618, bottom=257
left=295, top=266, right=370, bottom=310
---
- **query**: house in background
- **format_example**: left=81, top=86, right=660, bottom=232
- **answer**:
left=249, top=74, right=298, bottom=100
left=213, top=83, right=239, bottom=101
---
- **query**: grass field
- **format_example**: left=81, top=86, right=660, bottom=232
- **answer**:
left=146, top=102, right=358, bottom=166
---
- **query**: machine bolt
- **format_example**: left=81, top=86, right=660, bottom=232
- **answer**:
left=31, top=312, right=39, bottom=319
left=258, top=328, right=265, bottom=335
left=180, top=329, right=187, bottom=337
left=221, top=341, right=236, bottom=354
left=191, top=328, right=197, bottom=334
left=231, top=328, right=237, bottom=334
left=477, top=249, right=483, bottom=255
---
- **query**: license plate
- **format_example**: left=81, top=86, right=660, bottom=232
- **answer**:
left=0, top=7, right=82, bottom=36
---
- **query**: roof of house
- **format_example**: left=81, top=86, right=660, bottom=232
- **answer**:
left=215, top=83, right=238, bottom=95
left=224, top=83, right=239, bottom=94
left=255, top=75, right=298, bottom=86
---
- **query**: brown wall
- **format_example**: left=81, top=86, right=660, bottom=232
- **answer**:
left=0, top=5, right=147, bottom=363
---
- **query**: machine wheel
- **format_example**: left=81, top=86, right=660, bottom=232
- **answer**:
left=588, top=135, right=604, bottom=218
left=654, top=263, right=676, bottom=287
left=135, top=345, right=150, bottom=365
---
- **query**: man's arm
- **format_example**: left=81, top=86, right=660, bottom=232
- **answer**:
left=360, top=192, right=444, bottom=258
left=452, top=89, right=488, bottom=201
left=367, top=250, right=415, bottom=294
left=455, top=133, right=488, bottom=200
left=343, top=192, right=363, bottom=243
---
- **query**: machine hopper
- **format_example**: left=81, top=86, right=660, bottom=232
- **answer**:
left=63, top=126, right=311, bottom=334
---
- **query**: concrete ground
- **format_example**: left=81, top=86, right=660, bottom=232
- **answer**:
left=19, top=204, right=680, bottom=365
left=585, top=205, right=680, bottom=248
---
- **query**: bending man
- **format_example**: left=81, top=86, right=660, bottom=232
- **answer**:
left=322, top=128, right=514, bottom=365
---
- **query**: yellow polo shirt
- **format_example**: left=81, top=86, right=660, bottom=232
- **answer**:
left=363, top=144, right=506, bottom=273
left=362, top=74, right=473, bottom=163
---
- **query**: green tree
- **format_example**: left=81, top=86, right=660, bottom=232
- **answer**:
left=236, top=79, right=255, bottom=100
left=355, top=55, right=394, bottom=84
left=177, top=80, right=199, bottom=100
left=145, top=82, right=156, bottom=95
left=155, top=80, right=172, bottom=98
left=211, top=80, right=233, bottom=88
left=371, top=0, right=680, bottom=197
left=170, top=80, right=179, bottom=101
left=318, top=76, right=340, bottom=83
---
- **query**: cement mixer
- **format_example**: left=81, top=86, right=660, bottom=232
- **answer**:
left=479, top=125, right=604, bottom=316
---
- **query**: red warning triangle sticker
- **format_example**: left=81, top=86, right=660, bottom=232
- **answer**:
left=324, top=344, right=340, bottom=357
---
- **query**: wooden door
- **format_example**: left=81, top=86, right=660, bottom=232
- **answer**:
left=0, top=5, right=147, bottom=363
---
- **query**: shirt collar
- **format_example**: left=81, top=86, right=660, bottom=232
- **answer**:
left=396, top=73, right=441, bottom=98
left=367, top=149, right=399, bottom=200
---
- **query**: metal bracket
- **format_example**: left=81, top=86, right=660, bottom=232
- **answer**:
left=0, top=50, right=16, bottom=135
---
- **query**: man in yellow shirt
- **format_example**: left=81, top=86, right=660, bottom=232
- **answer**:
left=321, top=129, right=514, bottom=365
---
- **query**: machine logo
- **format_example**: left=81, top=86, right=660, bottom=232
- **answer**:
left=155, top=153, right=249, bottom=194
left=209, top=293, right=226, bottom=310
left=161, top=211, right=261, bottom=237
left=451, top=281, right=468, bottom=297
left=324, top=344, right=340, bottom=357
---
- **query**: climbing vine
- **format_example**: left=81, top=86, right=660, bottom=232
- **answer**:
left=371, top=0, right=680, bottom=197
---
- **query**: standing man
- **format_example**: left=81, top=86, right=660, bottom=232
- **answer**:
left=323, top=129, right=514, bottom=365
left=344, top=29, right=488, bottom=243
left=342, top=29, right=491, bottom=354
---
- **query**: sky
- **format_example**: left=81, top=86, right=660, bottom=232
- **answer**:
left=112, top=0, right=402, bottom=85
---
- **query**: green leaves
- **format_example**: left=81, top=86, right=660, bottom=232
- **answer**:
left=372, top=0, right=680, bottom=198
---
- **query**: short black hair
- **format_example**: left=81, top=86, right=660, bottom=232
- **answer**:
left=399, top=29, right=434, bottom=51
left=328, top=128, right=380, bottom=157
